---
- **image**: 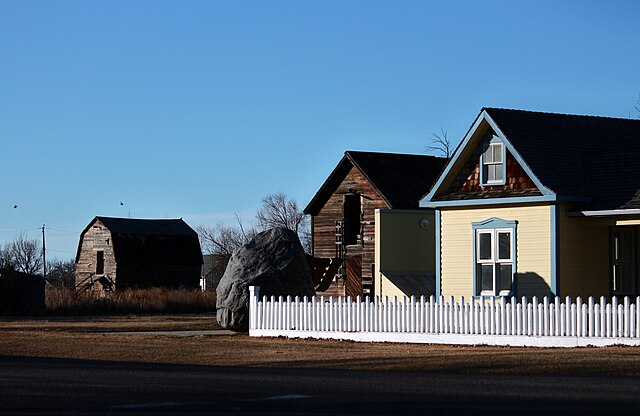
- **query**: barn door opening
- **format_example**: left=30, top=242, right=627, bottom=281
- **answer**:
left=96, top=251, right=105, bottom=275
left=343, top=194, right=361, bottom=246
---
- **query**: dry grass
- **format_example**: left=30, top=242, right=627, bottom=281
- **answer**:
left=45, top=287, right=216, bottom=315
left=2, top=316, right=640, bottom=376
left=0, top=314, right=640, bottom=377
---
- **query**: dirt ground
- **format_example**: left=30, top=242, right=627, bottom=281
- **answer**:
left=2, top=314, right=640, bottom=376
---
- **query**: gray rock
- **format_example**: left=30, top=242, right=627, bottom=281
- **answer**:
left=216, top=227, right=315, bottom=331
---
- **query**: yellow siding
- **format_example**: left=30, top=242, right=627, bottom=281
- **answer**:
left=559, top=203, right=609, bottom=298
left=440, top=204, right=551, bottom=299
left=374, top=210, right=436, bottom=298
left=379, top=273, right=412, bottom=299
left=616, top=218, right=640, bottom=226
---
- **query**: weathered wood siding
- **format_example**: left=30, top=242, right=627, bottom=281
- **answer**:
left=440, top=204, right=552, bottom=299
left=75, top=219, right=117, bottom=286
left=311, top=165, right=389, bottom=296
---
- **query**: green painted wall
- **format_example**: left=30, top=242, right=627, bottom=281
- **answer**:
left=375, top=209, right=436, bottom=297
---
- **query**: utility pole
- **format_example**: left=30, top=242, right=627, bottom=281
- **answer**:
left=42, top=224, right=46, bottom=278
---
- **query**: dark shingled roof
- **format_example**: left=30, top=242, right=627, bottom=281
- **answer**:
left=304, top=151, right=447, bottom=215
left=75, top=217, right=203, bottom=265
left=483, top=108, right=640, bottom=210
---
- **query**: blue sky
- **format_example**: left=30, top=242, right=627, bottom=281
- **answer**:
left=1, top=0, right=639, bottom=260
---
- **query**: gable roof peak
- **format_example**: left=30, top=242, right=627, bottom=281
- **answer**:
left=304, top=150, right=447, bottom=215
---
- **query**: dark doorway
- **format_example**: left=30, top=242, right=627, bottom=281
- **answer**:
left=343, top=194, right=361, bottom=246
left=96, top=251, right=105, bottom=275
left=611, top=227, right=636, bottom=297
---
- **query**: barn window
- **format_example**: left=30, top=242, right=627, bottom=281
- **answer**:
left=96, top=251, right=104, bottom=275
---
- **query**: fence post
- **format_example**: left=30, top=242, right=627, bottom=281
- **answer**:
left=374, top=296, right=380, bottom=332
left=542, top=297, right=549, bottom=336
left=624, top=297, right=630, bottom=338
left=249, top=286, right=259, bottom=330
left=588, top=297, right=594, bottom=337
left=594, top=303, right=600, bottom=338
left=419, top=296, right=425, bottom=333
left=636, top=296, right=640, bottom=338
left=612, top=297, right=619, bottom=337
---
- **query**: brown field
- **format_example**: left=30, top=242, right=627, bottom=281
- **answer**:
left=2, top=314, right=640, bottom=376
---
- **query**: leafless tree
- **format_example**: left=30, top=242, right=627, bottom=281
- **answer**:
left=0, top=244, right=15, bottom=270
left=256, top=192, right=310, bottom=252
left=46, top=258, right=76, bottom=288
left=425, top=128, right=452, bottom=159
left=635, top=92, right=640, bottom=118
left=7, top=233, right=43, bottom=275
left=197, top=213, right=257, bottom=259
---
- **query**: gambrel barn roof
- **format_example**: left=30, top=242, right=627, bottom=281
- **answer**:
left=75, top=217, right=202, bottom=265
left=304, top=151, right=447, bottom=215
left=422, top=108, right=640, bottom=211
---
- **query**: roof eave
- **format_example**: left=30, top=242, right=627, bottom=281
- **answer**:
left=567, top=209, right=640, bottom=218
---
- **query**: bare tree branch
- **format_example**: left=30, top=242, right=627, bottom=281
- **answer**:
left=0, top=243, right=15, bottom=270
left=6, top=233, right=43, bottom=275
left=425, top=128, right=452, bottom=158
left=196, top=214, right=257, bottom=260
left=635, top=92, right=640, bottom=118
left=256, top=192, right=310, bottom=252
left=46, top=258, right=76, bottom=288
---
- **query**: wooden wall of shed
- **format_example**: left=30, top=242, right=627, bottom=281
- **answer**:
left=311, top=165, right=389, bottom=297
left=115, top=265, right=201, bottom=289
left=75, top=220, right=117, bottom=286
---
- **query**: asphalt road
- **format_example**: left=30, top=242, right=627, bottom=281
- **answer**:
left=1, top=355, right=639, bottom=415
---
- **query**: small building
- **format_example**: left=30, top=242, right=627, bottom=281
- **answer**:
left=0, top=268, right=45, bottom=315
left=420, top=108, right=640, bottom=300
left=75, top=216, right=203, bottom=291
left=304, top=151, right=447, bottom=298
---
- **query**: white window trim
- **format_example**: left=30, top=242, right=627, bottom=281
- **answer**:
left=480, top=138, right=506, bottom=186
left=471, top=217, right=518, bottom=297
left=475, top=228, right=514, bottom=297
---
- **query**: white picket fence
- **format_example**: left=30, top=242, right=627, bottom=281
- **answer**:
left=248, top=286, right=640, bottom=347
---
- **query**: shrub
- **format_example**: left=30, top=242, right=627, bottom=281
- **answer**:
left=45, top=287, right=216, bottom=315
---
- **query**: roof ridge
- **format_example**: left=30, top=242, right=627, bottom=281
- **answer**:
left=482, top=107, right=640, bottom=122
left=345, top=150, right=444, bottom=159
left=96, top=216, right=184, bottom=221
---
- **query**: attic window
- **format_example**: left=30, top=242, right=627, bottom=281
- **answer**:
left=481, top=138, right=506, bottom=186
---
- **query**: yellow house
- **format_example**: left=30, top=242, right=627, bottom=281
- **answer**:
left=420, top=108, right=640, bottom=300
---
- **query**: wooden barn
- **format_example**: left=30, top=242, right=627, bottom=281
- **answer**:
left=304, top=151, right=447, bottom=298
left=75, top=216, right=203, bottom=291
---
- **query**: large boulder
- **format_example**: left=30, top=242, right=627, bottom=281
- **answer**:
left=216, top=227, right=315, bottom=331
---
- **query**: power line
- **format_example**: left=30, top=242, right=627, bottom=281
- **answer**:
left=0, top=228, right=41, bottom=234
left=45, top=227, right=79, bottom=234
left=47, top=249, right=75, bottom=254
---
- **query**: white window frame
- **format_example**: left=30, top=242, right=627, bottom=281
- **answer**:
left=476, top=228, right=513, bottom=296
left=480, top=140, right=506, bottom=186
